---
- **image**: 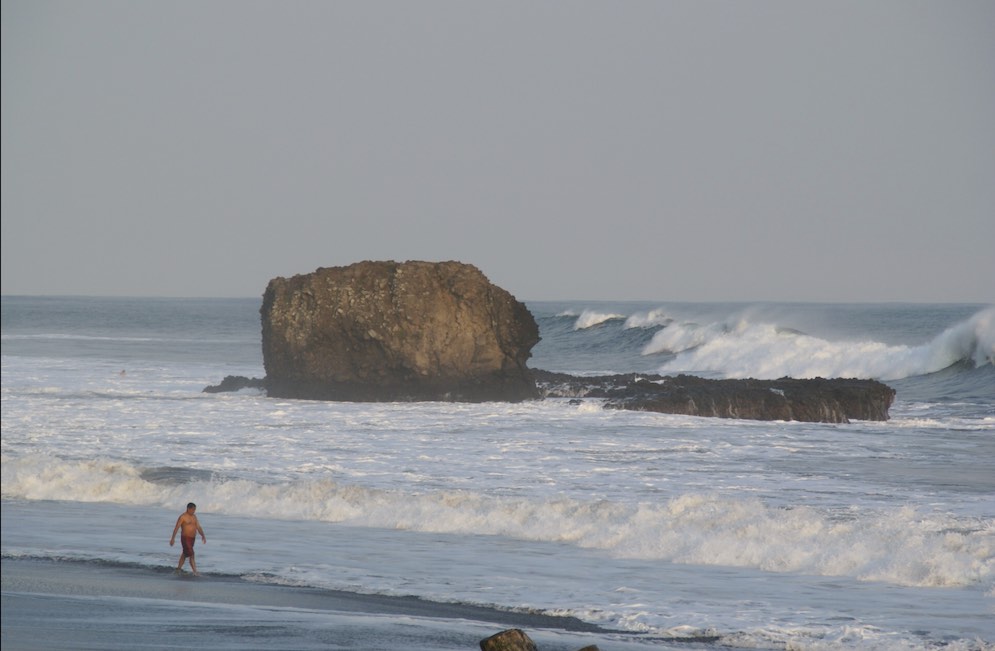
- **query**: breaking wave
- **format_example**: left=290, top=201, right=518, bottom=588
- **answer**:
left=4, top=454, right=991, bottom=590
left=648, top=307, right=995, bottom=380
left=573, top=310, right=626, bottom=330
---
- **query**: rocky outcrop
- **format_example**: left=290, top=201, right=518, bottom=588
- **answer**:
left=480, top=630, right=598, bottom=651
left=260, top=261, right=540, bottom=402
left=202, top=375, right=266, bottom=393
left=202, top=368, right=894, bottom=422
left=534, top=370, right=895, bottom=423
left=480, top=629, right=539, bottom=651
left=206, top=259, right=897, bottom=420
left=202, top=369, right=895, bottom=422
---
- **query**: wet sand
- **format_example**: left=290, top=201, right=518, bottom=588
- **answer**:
left=1, top=558, right=662, bottom=651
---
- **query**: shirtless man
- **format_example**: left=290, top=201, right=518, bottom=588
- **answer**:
left=170, top=502, right=206, bottom=575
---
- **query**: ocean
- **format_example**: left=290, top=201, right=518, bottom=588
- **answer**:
left=2, top=296, right=993, bottom=650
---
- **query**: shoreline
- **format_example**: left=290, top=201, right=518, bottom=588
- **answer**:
left=1, top=557, right=671, bottom=651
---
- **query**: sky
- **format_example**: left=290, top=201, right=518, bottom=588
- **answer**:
left=2, top=1, right=994, bottom=303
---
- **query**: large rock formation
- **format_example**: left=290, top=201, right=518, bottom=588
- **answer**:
left=260, top=261, right=540, bottom=402
left=534, top=370, right=895, bottom=423
left=205, top=259, right=897, bottom=421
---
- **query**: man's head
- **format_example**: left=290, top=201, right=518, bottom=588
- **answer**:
left=186, top=502, right=196, bottom=512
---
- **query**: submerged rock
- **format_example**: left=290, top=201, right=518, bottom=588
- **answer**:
left=260, top=261, right=540, bottom=402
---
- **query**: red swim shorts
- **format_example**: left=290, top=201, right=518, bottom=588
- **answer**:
left=181, top=536, right=196, bottom=558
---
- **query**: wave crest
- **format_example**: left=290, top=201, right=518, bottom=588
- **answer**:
left=573, top=310, right=626, bottom=330
left=649, top=307, right=995, bottom=380
left=623, top=308, right=673, bottom=329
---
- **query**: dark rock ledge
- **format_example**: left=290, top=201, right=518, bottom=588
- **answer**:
left=205, top=370, right=895, bottom=423
left=532, top=369, right=895, bottom=423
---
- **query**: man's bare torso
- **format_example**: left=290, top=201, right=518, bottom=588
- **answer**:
left=178, top=513, right=199, bottom=537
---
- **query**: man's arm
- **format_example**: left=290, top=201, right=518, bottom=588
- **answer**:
left=197, top=520, right=206, bottom=543
left=169, top=515, right=183, bottom=545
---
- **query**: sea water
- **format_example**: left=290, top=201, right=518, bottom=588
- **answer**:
left=2, top=296, right=993, bottom=649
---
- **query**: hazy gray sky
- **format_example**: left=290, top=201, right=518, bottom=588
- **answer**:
left=3, top=1, right=993, bottom=303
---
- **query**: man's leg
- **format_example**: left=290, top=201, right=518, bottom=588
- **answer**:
left=177, top=537, right=193, bottom=573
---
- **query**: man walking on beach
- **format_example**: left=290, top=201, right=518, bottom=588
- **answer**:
left=170, top=502, right=206, bottom=575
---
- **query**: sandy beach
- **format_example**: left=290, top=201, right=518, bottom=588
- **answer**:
left=1, top=557, right=667, bottom=651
